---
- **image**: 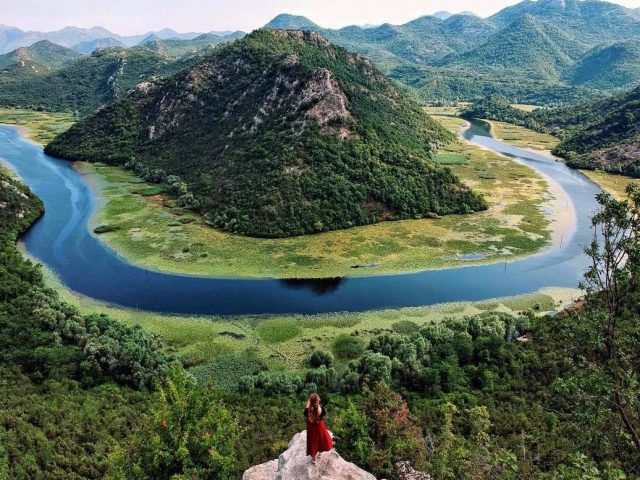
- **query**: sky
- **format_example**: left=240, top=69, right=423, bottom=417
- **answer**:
left=1, top=0, right=640, bottom=35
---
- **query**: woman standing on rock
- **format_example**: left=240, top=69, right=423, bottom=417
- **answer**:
left=305, top=393, right=333, bottom=463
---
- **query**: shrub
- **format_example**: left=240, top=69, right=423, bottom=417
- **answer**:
left=332, top=335, right=364, bottom=360
left=307, top=350, right=334, bottom=368
left=108, top=366, right=239, bottom=479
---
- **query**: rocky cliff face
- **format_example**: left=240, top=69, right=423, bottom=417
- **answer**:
left=242, top=431, right=376, bottom=480
left=242, top=431, right=433, bottom=480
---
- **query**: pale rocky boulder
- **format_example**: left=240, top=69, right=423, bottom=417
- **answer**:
left=242, top=431, right=377, bottom=480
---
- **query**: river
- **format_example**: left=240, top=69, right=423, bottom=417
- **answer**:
left=0, top=123, right=601, bottom=315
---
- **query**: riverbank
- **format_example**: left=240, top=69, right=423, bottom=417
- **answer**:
left=75, top=114, right=554, bottom=279
left=38, top=257, right=580, bottom=388
left=485, top=119, right=560, bottom=151
left=0, top=108, right=74, bottom=144
left=472, top=115, right=640, bottom=202
left=0, top=107, right=559, bottom=279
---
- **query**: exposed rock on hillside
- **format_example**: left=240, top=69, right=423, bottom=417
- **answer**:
left=394, top=461, right=432, bottom=480
left=242, top=431, right=376, bottom=480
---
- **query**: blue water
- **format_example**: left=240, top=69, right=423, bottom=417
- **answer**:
left=0, top=123, right=601, bottom=315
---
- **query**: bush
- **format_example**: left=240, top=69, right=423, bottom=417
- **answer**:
left=392, top=320, right=419, bottom=335
left=332, top=335, right=364, bottom=360
left=308, top=350, right=334, bottom=368
left=108, top=366, right=239, bottom=479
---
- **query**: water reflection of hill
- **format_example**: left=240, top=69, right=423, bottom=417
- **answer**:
left=278, top=277, right=344, bottom=295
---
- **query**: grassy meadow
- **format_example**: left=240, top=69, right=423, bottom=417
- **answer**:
left=0, top=108, right=74, bottom=144
left=487, top=120, right=560, bottom=151
left=581, top=170, right=640, bottom=200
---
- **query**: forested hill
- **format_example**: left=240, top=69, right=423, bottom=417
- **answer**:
left=0, top=46, right=204, bottom=114
left=0, top=40, right=81, bottom=70
left=461, top=89, right=640, bottom=177
left=46, top=29, right=486, bottom=238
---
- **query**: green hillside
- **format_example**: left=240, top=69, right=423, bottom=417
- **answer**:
left=569, top=40, right=640, bottom=89
left=71, top=37, right=126, bottom=54
left=0, top=40, right=81, bottom=70
left=442, top=15, right=586, bottom=81
left=140, top=32, right=244, bottom=57
left=0, top=46, right=201, bottom=114
left=46, top=29, right=485, bottom=238
left=263, top=1, right=640, bottom=103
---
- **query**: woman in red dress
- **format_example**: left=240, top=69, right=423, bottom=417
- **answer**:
left=304, top=393, right=333, bottom=463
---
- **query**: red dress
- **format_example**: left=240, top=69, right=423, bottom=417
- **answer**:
left=305, top=407, right=333, bottom=457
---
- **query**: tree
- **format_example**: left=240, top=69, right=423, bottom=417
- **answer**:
left=556, top=186, right=640, bottom=470
left=307, top=350, right=334, bottom=368
left=359, top=383, right=429, bottom=478
left=108, top=366, right=239, bottom=480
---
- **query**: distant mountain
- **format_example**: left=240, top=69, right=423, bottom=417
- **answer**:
left=262, top=0, right=640, bottom=103
left=569, top=40, right=640, bottom=89
left=0, top=40, right=81, bottom=70
left=122, top=29, right=204, bottom=47
left=0, top=46, right=201, bottom=114
left=442, top=15, right=586, bottom=81
left=488, top=0, right=640, bottom=44
left=0, top=26, right=115, bottom=53
left=46, top=30, right=485, bottom=238
left=0, top=25, right=206, bottom=53
left=71, top=37, right=125, bottom=54
left=432, top=11, right=478, bottom=20
left=264, top=14, right=321, bottom=31
left=140, top=32, right=243, bottom=57
left=432, top=11, right=453, bottom=20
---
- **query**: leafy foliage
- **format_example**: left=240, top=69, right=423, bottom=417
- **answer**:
left=108, top=366, right=239, bottom=480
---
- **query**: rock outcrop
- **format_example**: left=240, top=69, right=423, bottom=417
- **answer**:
left=242, top=431, right=376, bottom=480
left=394, top=461, right=432, bottom=480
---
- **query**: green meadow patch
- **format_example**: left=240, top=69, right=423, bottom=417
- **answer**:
left=256, top=318, right=302, bottom=344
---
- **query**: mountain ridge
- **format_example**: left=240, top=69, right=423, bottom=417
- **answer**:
left=262, top=1, right=640, bottom=102
left=0, top=40, right=81, bottom=70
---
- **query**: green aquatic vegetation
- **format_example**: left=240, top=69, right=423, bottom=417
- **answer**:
left=190, top=350, right=266, bottom=390
left=256, top=318, right=303, bottom=344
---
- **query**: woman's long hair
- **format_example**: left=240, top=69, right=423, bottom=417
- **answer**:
left=307, top=393, right=322, bottom=423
